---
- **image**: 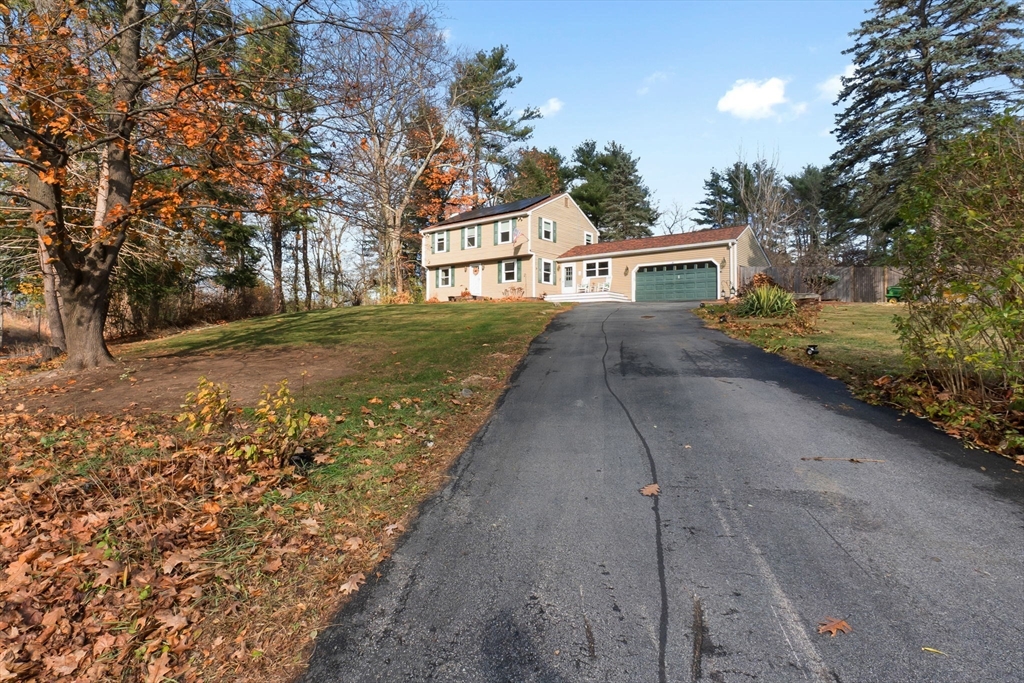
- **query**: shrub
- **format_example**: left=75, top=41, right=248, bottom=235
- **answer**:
left=896, top=115, right=1023, bottom=411
left=177, top=376, right=232, bottom=434
left=735, top=285, right=797, bottom=318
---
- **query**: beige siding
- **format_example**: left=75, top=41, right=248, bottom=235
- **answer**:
left=423, top=215, right=531, bottom=267
left=737, top=228, right=771, bottom=267
left=422, top=194, right=595, bottom=299
left=529, top=195, right=596, bottom=261
left=427, top=259, right=531, bottom=300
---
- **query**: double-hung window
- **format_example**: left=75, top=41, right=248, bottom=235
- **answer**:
left=496, top=219, right=514, bottom=244
left=437, top=267, right=452, bottom=287
left=463, top=225, right=479, bottom=249
left=539, top=218, right=555, bottom=242
left=584, top=232, right=594, bottom=245
left=434, top=231, right=448, bottom=253
left=501, top=260, right=519, bottom=283
left=585, top=260, right=610, bottom=277
left=539, top=259, right=554, bottom=285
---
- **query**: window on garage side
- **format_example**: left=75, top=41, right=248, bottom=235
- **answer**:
left=585, top=260, right=610, bottom=277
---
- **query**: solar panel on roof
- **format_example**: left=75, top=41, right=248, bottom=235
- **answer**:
left=433, top=195, right=550, bottom=227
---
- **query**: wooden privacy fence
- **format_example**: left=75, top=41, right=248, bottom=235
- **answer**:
left=738, top=266, right=904, bottom=303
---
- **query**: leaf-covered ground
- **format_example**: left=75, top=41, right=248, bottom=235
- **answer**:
left=0, top=302, right=566, bottom=682
left=696, top=302, right=1023, bottom=462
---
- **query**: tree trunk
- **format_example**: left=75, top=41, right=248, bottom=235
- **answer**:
left=270, top=213, right=285, bottom=314
left=38, top=238, right=67, bottom=351
left=302, top=224, right=312, bottom=310
left=291, top=230, right=300, bottom=310
left=59, top=269, right=115, bottom=371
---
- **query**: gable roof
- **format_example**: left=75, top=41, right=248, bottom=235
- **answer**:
left=557, top=225, right=748, bottom=260
left=429, top=194, right=552, bottom=229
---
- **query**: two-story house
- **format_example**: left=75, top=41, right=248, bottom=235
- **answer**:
left=422, top=193, right=599, bottom=301
left=421, top=193, right=771, bottom=302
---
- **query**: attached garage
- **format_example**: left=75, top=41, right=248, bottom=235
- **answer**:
left=549, top=225, right=771, bottom=303
left=635, top=262, right=718, bottom=302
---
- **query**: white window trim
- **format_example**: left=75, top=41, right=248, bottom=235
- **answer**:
left=438, top=266, right=453, bottom=288
left=465, top=225, right=480, bottom=249
left=584, top=259, right=611, bottom=278
left=435, top=231, right=448, bottom=253
left=539, top=218, right=554, bottom=242
left=628, top=259, right=721, bottom=303
left=584, top=232, right=594, bottom=245
left=497, top=219, right=514, bottom=244
left=501, top=259, right=517, bottom=283
left=540, top=258, right=554, bottom=285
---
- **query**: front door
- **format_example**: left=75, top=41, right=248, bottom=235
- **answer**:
left=469, top=263, right=483, bottom=297
left=562, top=265, right=575, bottom=293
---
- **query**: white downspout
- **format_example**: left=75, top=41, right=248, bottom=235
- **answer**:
left=730, top=240, right=738, bottom=294
left=424, top=237, right=430, bottom=300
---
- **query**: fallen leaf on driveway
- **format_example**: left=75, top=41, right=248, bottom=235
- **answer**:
left=640, top=483, right=660, bottom=497
left=340, top=572, right=365, bottom=595
left=817, top=617, right=852, bottom=636
left=921, top=647, right=948, bottom=656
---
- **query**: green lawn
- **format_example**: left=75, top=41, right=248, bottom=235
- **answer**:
left=698, top=302, right=907, bottom=387
left=3, top=302, right=567, bottom=683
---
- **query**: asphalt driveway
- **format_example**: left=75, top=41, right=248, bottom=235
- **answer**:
left=303, top=303, right=1023, bottom=683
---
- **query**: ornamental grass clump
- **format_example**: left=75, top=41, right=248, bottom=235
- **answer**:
left=735, top=285, right=797, bottom=318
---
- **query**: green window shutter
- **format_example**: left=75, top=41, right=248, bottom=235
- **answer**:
left=493, top=222, right=499, bottom=245
left=430, top=233, right=435, bottom=254
left=498, top=261, right=503, bottom=284
left=516, top=260, right=522, bottom=282
left=460, top=228, right=465, bottom=250
left=435, top=268, right=439, bottom=288
left=537, top=216, right=542, bottom=239
left=552, top=221, right=557, bottom=242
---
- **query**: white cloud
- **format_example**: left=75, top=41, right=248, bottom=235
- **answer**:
left=539, top=97, right=563, bottom=117
left=817, top=64, right=856, bottom=101
left=637, top=71, right=671, bottom=96
left=717, top=78, right=790, bottom=120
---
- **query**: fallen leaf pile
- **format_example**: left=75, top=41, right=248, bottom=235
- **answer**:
left=0, top=410, right=324, bottom=680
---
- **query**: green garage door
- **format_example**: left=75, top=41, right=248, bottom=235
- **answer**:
left=635, top=262, right=718, bottom=301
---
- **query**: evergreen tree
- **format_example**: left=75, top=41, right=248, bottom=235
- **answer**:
left=569, top=141, right=658, bottom=240
left=452, top=46, right=539, bottom=203
left=693, top=163, right=753, bottom=227
left=830, top=0, right=1024, bottom=231
left=601, top=154, right=659, bottom=241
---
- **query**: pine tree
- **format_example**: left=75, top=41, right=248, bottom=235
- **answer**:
left=569, top=141, right=658, bottom=240
left=601, top=154, right=659, bottom=241
left=452, top=46, right=539, bottom=204
left=830, top=0, right=1024, bottom=230
left=693, top=163, right=752, bottom=227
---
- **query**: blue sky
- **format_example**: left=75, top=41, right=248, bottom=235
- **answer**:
left=442, top=0, right=873, bottom=231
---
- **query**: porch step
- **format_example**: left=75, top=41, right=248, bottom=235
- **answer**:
left=545, top=292, right=631, bottom=303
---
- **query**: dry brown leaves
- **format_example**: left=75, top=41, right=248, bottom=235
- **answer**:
left=0, top=409, right=329, bottom=682
left=640, top=483, right=660, bottom=497
left=817, top=617, right=853, bottom=637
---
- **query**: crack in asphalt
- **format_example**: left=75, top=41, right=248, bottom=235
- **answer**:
left=600, top=308, right=670, bottom=683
